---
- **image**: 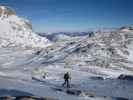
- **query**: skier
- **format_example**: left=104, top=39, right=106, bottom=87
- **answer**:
left=62, top=72, right=71, bottom=88
left=42, top=72, right=46, bottom=79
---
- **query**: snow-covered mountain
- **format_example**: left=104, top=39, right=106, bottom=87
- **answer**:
left=0, top=5, right=133, bottom=100
left=120, top=26, right=133, bottom=32
left=34, top=27, right=133, bottom=77
left=38, top=32, right=94, bottom=41
left=0, top=6, right=51, bottom=48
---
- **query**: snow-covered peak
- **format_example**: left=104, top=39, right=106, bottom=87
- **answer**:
left=0, top=6, right=16, bottom=18
left=35, top=28, right=133, bottom=75
left=0, top=6, right=51, bottom=48
left=120, top=26, right=133, bottom=32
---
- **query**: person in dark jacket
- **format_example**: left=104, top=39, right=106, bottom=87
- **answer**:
left=62, top=72, right=71, bottom=88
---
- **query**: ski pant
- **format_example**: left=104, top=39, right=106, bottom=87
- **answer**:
left=62, top=79, right=70, bottom=88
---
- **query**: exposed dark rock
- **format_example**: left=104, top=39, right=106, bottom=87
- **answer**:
left=15, top=96, right=36, bottom=100
left=0, top=96, right=15, bottom=100
left=73, top=48, right=80, bottom=52
left=89, top=76, right=104, bottom=80
left=0, top=6, right=16, bottom=17
left=81, top=49, right=87, bottom=53
left=120, top=26, right=133, bottom=31
left=0, top=96, right=58, bottom=100
left=66, top=89, right=82, bottom=96
left=88, top=32, right=95, bottom=37
left=84, top=92, right=95, bottom=97
left=118, top=74, right=133, bottom=80
left=114, top=97, right=129, bottom=100
left=35, top=51, right=41, bottom=55
left=69, top=42, right=75, bottom=45
left=87, top=44, right=92, bottom=48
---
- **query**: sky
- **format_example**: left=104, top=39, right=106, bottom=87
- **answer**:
left=0, top=0, right=133, bottom=32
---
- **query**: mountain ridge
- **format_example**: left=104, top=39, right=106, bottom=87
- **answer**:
left=0, top=6, right=51, bottom=48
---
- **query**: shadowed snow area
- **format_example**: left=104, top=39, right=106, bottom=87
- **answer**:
left=0, top=89, right=34, bottom=97
left=0, top=6, right=133, bottom=100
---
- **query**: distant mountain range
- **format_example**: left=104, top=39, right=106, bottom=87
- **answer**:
left=37, top=31, right=95, bottom=41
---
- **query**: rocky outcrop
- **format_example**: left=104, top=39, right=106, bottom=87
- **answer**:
left=0, top=96, right=58, bottom=100
left=0, top=6, right=16, bottom=17
left=118, top=74, right=133, bottom=80
left=120, top=26, right=133, bottom=32
left=35, top=26, right=133, bottom=74
left=0, top=6, right=51, bottom=48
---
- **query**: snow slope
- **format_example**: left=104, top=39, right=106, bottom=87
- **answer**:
left=33, top=28, right=133, bottom=78
left=0, top=31, right=132, bottom=99
left=0, top=6, right=133, bottom=100
left=0, top=6, right=51, bottom=48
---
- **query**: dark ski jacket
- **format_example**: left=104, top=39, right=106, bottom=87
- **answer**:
left=64, top=73, right=70, bottom=80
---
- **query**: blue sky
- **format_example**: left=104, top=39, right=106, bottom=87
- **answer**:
left=0, top=0, right=133, bottom=32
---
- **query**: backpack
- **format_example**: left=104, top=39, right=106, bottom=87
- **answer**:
left=64, top=73, right=69, bottom=79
